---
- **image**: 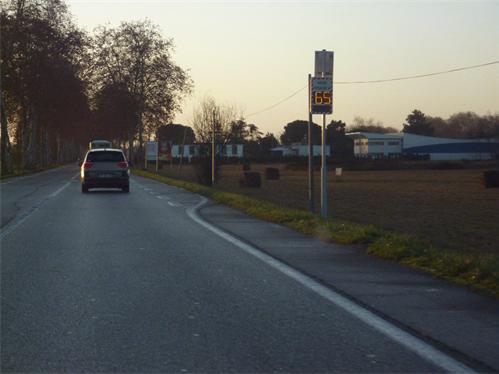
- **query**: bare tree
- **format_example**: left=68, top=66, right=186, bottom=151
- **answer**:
left=425, top=112, right=499, bottom=139
left=348, top=116, right=398, bottom=133
left=93, top=82, right=139, bottom=156
left=192, top=96, right=240, bottom=145
left=191, top=96, right=240, bottom=185
left=90, top=20, right=192, bottom=161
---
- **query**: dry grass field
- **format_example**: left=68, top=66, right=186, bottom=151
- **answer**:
left=153, top=163, right=499, bottom=255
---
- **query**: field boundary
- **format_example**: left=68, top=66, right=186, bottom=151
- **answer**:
left=133, top=168, right=499, bottom=297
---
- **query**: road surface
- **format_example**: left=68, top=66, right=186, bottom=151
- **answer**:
left=0, top=166, right=472, bottom=372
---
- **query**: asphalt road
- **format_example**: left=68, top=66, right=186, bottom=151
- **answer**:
left=0, top=166, right=466, bottom=372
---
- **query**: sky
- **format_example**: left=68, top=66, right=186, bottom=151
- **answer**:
left=66, top=0, right=499, bottom=135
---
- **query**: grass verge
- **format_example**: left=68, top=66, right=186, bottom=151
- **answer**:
left=133, top=168, right=499, bottom=298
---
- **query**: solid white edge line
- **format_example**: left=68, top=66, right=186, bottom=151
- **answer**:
left=186, top=196, right=474, bottom=374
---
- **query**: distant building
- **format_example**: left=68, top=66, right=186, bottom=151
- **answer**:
left=347, top=132, right=403, bottom=158
left=402, top=133, right=499, bottom=160
left=270, top=143, right=331, bottom=157
left=346, top=132, right=499, bottom=161
left=145, top=142, right=243, bottom=161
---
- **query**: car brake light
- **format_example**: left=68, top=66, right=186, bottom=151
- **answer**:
left=117, top=161, right=128, bottom=168
left=83, top=161, right=93, bottom=169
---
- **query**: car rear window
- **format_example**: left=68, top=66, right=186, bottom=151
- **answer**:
left=86, top=151, right=125, bottom=162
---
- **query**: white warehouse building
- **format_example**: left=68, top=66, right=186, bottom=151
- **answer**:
left=347, top=132, right=499, bottom=161
left=145, top=142, right=244, bottom=161
left=270, top=144, right=331, bottom=157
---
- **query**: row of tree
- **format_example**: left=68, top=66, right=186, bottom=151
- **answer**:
left=1, top=0, right=191, bottom=175
left=163, top=105, right=499, bottom=161
left=1, top=0, right=90, bottom=173
left=2, top=1, right=497, bottom=174
left=402, top=110, right=499, bottom=138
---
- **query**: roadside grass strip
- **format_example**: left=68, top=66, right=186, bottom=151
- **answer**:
left=133, top=169, right=499, bottom=298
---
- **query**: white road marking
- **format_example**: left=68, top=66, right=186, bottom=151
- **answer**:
left=0, top=174, right=76, bottom=240
left=131, top=179, right=173, bottom=202
left=49, top=179, right=73, bottom=198
left=186, top=196, right=474, bottom=373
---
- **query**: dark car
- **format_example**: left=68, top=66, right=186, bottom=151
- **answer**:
left=80, top=149, right=130, bottom=193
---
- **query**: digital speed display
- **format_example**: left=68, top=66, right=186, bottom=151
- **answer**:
left=310, top=77, right=333, bottom=114
left=313, top=91, right=332, bottom=105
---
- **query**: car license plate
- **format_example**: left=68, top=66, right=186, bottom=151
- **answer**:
left=100, top=173, right=113, bottom=178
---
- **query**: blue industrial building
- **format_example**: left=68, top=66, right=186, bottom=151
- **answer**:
left=347, top=132, right=499, bottom=161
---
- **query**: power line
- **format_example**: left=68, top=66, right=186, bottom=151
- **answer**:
left=335, top=60, right=499, bottom=84
left=246, top=84, right=308, bottom=118
left=246, top=59, right=499, bottom=118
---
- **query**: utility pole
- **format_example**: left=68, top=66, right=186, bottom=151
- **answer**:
left=178, top=126, right=187, bottom=174
left=155, top=131, right=159, bottom=173
left=155, top=143, right=159, bottom=173
left=308, top=73, right=314, bottom=213
left=212, top=109, right=216, bottom=186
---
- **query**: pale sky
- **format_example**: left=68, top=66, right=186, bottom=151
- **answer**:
left=67, top=0, right=499, bottom=135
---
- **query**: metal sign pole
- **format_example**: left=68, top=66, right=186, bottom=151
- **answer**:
left=212, top=123, right=215, bottom=186
left=321, top=112, right=328, bottom=218
left=308, top=73, right=314, bottom=213
left=312, top=49, right=333, bottom=218
left=155, top=142, right=159, bottom=173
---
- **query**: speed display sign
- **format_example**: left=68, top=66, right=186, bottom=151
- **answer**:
left=308, top=50, right=334, bottom=219
left=310, top=77, right=333, bottom=114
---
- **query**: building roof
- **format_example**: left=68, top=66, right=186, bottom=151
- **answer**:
left=270, top=146, right=292, bottom=151
left=346, top=132, right=403, bottom=140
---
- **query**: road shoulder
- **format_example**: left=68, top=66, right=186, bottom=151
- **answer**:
left=198, top=200, right=499, bottom=371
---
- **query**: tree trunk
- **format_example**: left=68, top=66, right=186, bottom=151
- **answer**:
left=20, top=104, right=29, bottom=170
left=38, top=124, right=45, bottom=168
left=138, top=125, right=143, bottom=165
left=25, top=103, right=39, bottom=170
left=56, top=133, right=61, bottom=164
left=127, top=131, right=133, bottom=162
left=0, top=96, right=13, bottom=175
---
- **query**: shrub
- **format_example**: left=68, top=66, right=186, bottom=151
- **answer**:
left=243, top=172, right=261, bottom=187
left=483, top=170, right=499, bottom=188
left=265, top=167, right=280, bottom=180
left=193, top=158, right=218, bottom=186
